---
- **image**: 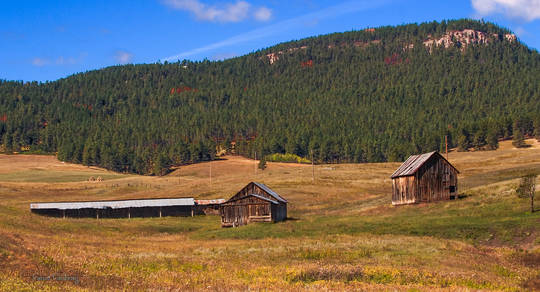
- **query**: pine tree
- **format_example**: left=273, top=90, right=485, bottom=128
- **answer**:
left=486, top=128, right=499, bottom=150
left=82, top=143, right=91, bottom=166
left=534, top=117, right=540, bottom=141
left=457, top=130, right=470, bottom=152
left=153, top=152, right=170, bottom=176
left=516, top=174, right=537, bottom=213
left=258, top=156, right=267, bottom=171
left=473, top=129, right=487, bottom=150
left=512, top=123, right=527, bottom=148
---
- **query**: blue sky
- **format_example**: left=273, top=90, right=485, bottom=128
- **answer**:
left=1, top=0, right=539, bottom=82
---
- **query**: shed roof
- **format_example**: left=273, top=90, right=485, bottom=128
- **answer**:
left=30, top=197, right=194, bottom=210
left=390, top=151, right=458, bottom=179
left=253, top=182, right=287, bottom=203
left=195, top=199, right=225, bottom=205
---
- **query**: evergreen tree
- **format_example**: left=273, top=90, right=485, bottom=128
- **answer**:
left=0, top=19, right=537, bottom=173
left=258, top=156, right=267, bottom=171
left=473, top=129, right=487, bottom=150
left=153, top=152, right=170, bottom=176
left=457, top=129, right=471, bottom=152
left=534, top=117, right=540, bottom=141
left=512, top=123, right=527, bottom=148
left=486, top=128, right=499, bottom=150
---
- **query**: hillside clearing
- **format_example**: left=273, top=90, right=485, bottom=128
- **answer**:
left=0, top=140, right=539, bottom=290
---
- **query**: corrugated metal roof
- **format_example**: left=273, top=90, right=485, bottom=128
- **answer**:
left=30, top=198, right=194, bottom=210
left=195, top=199, right=225, bottom=205
left=249, top=193, right=279, bottom=204
left=390, top=151, right=438, bottom=178
left=227, top=193, right=279, bottom=204
left=253, top=182, right=287, bottom=203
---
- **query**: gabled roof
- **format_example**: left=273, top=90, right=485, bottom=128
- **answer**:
left=253, top=182, right=287, bottom=203
left=226, top=193, right=279, bottom=205
left=390, top=151, right=458, bottom=179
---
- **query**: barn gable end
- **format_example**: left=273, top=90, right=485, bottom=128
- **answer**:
left=220, top=182, right=287, bottom=227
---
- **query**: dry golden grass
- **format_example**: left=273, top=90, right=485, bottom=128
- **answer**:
left=0, top=140, right=539, bottom=291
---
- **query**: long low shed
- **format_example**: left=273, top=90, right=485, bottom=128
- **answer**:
left=30, top=198, right=195, bottom=218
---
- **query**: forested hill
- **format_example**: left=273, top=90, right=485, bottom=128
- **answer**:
left=1, top=19, right=540, bottom=175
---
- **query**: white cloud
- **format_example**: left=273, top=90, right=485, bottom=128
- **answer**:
left=114, top=50, right=133, bottom=64
left=31, top=54, right=84, bottom=67
left=162, top=0, right=393, bottom=62
left=162, top=0, right=271, bottom=22
left=254, top=7, right=272, bottom=21
left=472, top=0, right=540, bottom=21
left=31, top=58, right=50, bottom=66
left=56, top=56, right=76, bottom=65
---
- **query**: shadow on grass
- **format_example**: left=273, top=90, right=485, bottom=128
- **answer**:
left=458, top=193, right=471, bottom=200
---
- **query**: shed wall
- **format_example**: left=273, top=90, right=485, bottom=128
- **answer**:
left=31, top=205, right=193, bottom=218
left=392, top=176, right=417, bottom=205
left=392, top=154, right=458, bottom=205
left=220, top=195, right=272, bottom=227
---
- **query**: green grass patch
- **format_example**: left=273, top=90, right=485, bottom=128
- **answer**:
left=48, top=215, right=219, bottom=236
left=194, top=192, right=540, bottom=245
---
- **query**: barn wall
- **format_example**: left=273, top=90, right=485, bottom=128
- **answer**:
left=392, top=154, right=458, bottom=206
left=229, top=183, right=275, bottom=202
left=220, top=196, right=273, bottom=227
left=31, top=205, right=194, bottom=218
left=416, top=156, right=458, bottom=203
left=271, top=203, right=287, bottom=222
left=392, top=176, right=417, bottom=205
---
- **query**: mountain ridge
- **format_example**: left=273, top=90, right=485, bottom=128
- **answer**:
left=0, top=19, right=539, bottom=175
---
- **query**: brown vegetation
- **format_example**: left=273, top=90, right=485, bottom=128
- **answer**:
left=0, top=140, right=539, bottom=290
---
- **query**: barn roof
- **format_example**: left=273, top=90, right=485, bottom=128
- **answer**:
left=30, top=197, right=195, bottom=210
left=195, top=199, right=225, bottom=205
left=390, top=151, right=458, bottom=179
left=227, top=193, right=279, bottom=204
left=253, top=182, right=287, bottom=203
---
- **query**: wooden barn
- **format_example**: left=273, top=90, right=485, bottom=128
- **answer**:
left=220, top=182, right=287, bottom=227
left=390, top=151, right=459, bottom=205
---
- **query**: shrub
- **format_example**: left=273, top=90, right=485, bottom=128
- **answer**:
left=265, top=153, right=311, bottom=164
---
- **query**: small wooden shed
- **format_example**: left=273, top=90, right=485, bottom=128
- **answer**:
left=220, top=182, right=287, bottom=227
left=390, top=151, right=459, bottom=205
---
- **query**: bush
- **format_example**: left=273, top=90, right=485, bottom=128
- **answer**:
left=265, top=153, right=311, bottom=164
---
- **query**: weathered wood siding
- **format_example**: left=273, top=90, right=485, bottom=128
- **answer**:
left=271, top=203, right=287, bottom=222
left=221, top=196, right=272, bottom=227
left=392, top=176, right=417, bottom=205
left=31, top=205, right=194, bottom=218
left=392, top=154, right=458, bottom=205
left=220, top=182, right=288, bottom=227
left=416, top=156, right=458, bottom=203
left=228, top=182, right=274, bottom=202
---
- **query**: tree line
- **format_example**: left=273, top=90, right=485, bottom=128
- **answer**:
left=0, top=19, right=539, bottom=175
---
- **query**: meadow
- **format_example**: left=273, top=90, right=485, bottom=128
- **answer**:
left=0, top=140, right=539, bottom=291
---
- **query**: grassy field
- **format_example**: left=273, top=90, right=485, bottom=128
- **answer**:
left=0, top=140, right=539, bottom=291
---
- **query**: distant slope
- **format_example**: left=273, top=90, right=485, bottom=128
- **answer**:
left=0, top=19, right=539, bottom=174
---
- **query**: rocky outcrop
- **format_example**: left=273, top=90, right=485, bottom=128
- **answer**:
left=422, top=29, right=516, bottom=51
left=264, top=46, right=308, bottom=64
left=263, top=29, right=517, bottom=64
